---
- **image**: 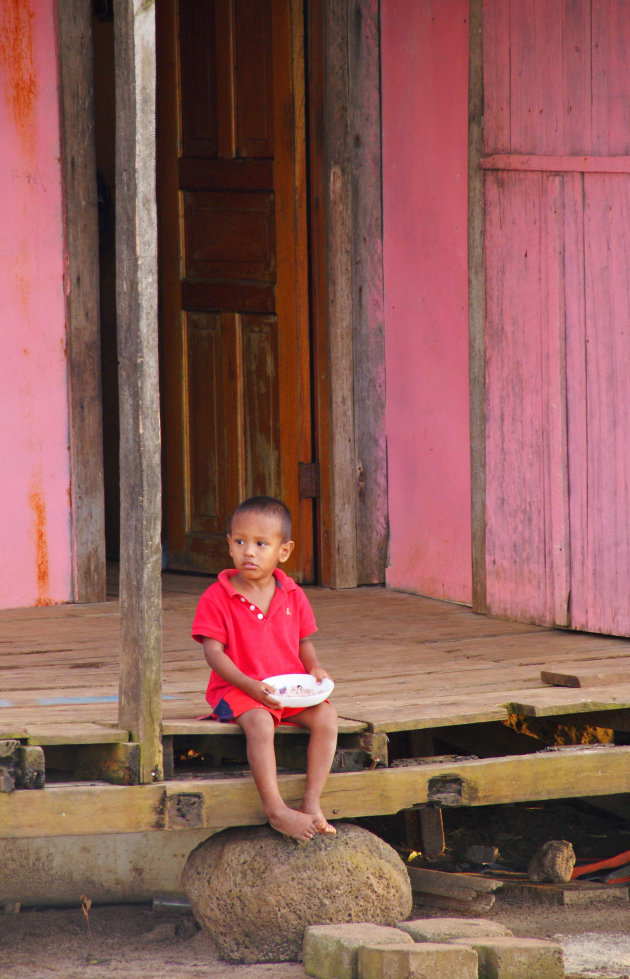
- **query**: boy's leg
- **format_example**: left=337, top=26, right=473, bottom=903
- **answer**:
left=236, top=707, right=322, bottom=842
left=291, top=700, right=338, bottom=833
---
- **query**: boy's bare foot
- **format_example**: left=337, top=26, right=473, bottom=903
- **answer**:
left=315, top=818, right=336, bottom=834
left=300, top=804, right=337, bottom=835
left=266, top=804, right=320, bottom=842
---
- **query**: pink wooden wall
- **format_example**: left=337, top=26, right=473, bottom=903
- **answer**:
left=381, top=1, right=472, bottom=603
left=484, top=0, right=630, bottom=636
left=0, top=1, right=72, bottom=608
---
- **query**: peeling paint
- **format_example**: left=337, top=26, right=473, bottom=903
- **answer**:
left=0, top=0, right=38, bottom=159
left=28, top=481, right=52, bottom=606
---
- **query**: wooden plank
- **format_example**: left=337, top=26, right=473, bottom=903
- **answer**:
left=481, top=155, right=630, bottom=173
left=337, top=703, right=509, bottom=732
left=25, top=725, right=130, bottom=746
left=541, top=664, right=630, bottom=688
left=115, top=0, right=163, bottom=781
left=484, top=169, right=570, bottom=626
left=319, top=0, right=357, bottom=588
left=469, top=0, right=486, bottom=612
left=407, top=866, right=503, bottom=897
left=4, top=743, right=630, bottom=838
left=349, top=0, right=387, bottom=585
left=162, top=717, right=367, bottom=736
left=481, top=0, right=510, bottom=154
left=575, top=171, right=630, bottom=635
left=57, top=0, right=106, bottom=603
left=509, top=0, right=564, bottom=154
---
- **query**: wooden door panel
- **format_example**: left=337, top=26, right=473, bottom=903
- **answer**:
left=178, top=1, right=218, bottom=156
left=241, top=315, right=280, bottom=498
left=185, top=311, right=229, bottom=534
left=233, top=2, right=274, bottom=156
left=183, top=191, right=276, bottom=280
left=157, top=0, right=313, bottom=578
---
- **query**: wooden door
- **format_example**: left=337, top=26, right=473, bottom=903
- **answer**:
left=156, top=0, right=313, bottom=579
left=483, top=0, right=630, bottom=635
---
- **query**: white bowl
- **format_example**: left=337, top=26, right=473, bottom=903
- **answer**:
left=263, top=673, right=334, bottom=708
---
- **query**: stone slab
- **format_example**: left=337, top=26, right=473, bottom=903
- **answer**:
left=452, top=935, right=565, bottom=978
left=303, top=923, right=413, bottom=979
left=397, top=916, right=513, bottom=943
left=358, top=942, right=478, bottom=979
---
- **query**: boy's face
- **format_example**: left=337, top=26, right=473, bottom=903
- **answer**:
left=227, top=510, right=294, bottom=583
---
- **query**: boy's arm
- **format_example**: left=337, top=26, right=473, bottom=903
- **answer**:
left=202, top=637, right=281, bottom=706
left=298, top=637, right=332, bottom=683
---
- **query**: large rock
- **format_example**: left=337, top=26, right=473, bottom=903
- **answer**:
left=181, top=823, right=413, bottom=963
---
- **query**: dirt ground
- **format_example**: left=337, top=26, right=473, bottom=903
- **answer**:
left=2, top=897, right=630, bottom=979
left=3, top=800, right=630, bottom=978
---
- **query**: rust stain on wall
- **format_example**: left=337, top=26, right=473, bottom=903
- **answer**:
left=29, top=482, right=53, bottom=606
left=0, top=1, right=38, bottom=159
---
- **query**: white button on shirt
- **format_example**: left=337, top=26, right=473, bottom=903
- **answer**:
left=257, top=613, right=264, bottom=619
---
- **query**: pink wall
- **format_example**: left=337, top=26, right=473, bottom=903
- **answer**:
left=0, top=1, right=72, bottom=608
left=382, top=0, right=471, bottom=603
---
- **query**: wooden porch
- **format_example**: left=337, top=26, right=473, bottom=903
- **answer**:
left=3, top=573, right=630, bottom=841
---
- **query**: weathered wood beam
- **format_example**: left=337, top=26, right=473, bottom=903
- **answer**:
left=349, top=0, right=387, bottom=585
left=320, top=0, right=357, bottom=588
left=468, top=0, right=486, bottom=612
left=3, top=744, right=630, bottom=839
left=114, top=0, right=162, bottom=782
left=57, top=0, right=106, bottom=602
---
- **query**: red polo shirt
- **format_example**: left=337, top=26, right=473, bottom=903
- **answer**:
left=192, top=568, right=317, bottom=708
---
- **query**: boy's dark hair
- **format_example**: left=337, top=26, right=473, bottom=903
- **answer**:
left=230, top=496, right=292, bottom=542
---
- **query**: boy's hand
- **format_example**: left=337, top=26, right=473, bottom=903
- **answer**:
left=311, top=666, right=332, bottom=684
left=246, top=678, right=281, bottom=707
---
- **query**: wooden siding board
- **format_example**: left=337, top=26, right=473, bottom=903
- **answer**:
left=563, top=171, right=589, bottom=629
left=482, top=0, right=511, bottom=154
left=607, top=2, right=630, bottom=153
left=509, top=0, right=565, bottom=154
left=563, top=0, right=592, bottom=154
left=591, top=1, right=630, bottom=154
left=580, top=173, right=630, bottom=634
left=485, top=171, right=568, bottom=624
left=539, top=174, right=570, bottom=625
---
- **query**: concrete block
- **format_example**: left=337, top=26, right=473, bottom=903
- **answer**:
left=358, top=942, right=478, bottom=979
left=451, top=935, right=564, bottom=978
left=397, top=916, right=513, bottom=943
left=303, top=923, right=413, bottom=979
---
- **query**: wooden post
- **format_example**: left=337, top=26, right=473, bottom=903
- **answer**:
left=349, top=0, right=387, bottom=585
left=115, top=0, right=163, bottom=782
left=309, top=0, right=386, bottom=588
left=322, top=0, right=357, bottom=589
left=57, top=0, right=106, bottom=603
left=468, top=0, right=487, bottom=612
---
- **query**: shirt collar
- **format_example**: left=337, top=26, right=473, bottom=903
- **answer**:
left=218, top=567, right=297, bottom=596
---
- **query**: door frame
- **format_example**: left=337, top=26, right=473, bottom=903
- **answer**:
left=156, top=0, right=387, bottom=588
left=69, top=0, right=387, bottom=596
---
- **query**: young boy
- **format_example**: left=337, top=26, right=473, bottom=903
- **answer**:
left=192, top=495, right=338, bottom=842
